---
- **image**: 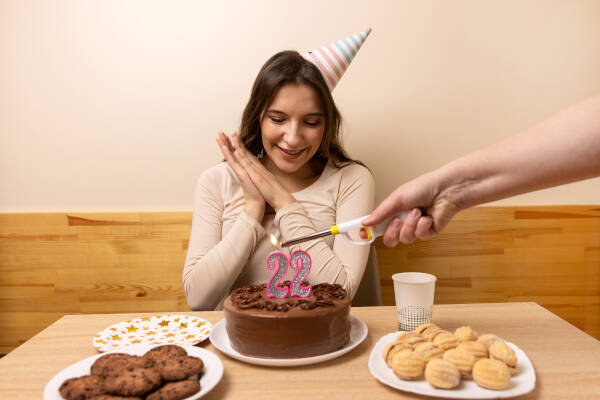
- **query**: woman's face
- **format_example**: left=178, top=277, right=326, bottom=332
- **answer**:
left=261, top=83, right=325, bottom=176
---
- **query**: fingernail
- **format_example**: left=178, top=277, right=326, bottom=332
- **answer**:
left=411, top=208, right=421, bottom=218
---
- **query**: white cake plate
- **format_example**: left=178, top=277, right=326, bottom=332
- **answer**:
left=209, top=315, right=367, bottom=367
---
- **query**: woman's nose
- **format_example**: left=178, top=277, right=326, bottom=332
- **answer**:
left=283, top=121, right=302, bottom=146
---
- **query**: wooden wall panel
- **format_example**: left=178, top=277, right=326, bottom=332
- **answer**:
left=0, top=206, right=599, bottom=354
left=376, top=205, right=600, bottom=341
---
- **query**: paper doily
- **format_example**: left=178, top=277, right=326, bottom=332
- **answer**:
left=93, top=315, right=212, bottom=352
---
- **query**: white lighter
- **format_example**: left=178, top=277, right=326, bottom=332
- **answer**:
left=275, top=211, right=409, bottom=247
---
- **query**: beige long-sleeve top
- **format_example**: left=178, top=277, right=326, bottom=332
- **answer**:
left=183, top=160, right=375, bottom=310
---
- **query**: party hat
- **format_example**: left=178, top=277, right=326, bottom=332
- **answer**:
left=303, top=28, right=372, bottom=91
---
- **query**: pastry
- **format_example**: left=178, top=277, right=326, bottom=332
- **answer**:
left=472, top=358, right=511, bottom=390
left=146, top=380, right=201, bottom=400
left=432, top=332, right=459, bottom=350
left=477, top=333, right=502, bottom=349
left=457, top=340, right=488, bottom=359
left=153, top=355, right=204, bottom=381
left=413, top=341, right=444, bottom=362
left=489, top=341, right=517, bottom=374
left=414, top=323, right=438, bottom=335
left=390, top=351, right=425, bottom=380
left=143, top=345, right=188, bottom=363
left=395, top=331, right=426, bottom=347
left=443, top=348, right=477, bottom=377
left=59, top=375, right=106, bottom=400
left=382, top=342, right=412, bottom=365
left=421, top=326, right=444, bottom=341
left=104, top=366, right=162, bottom=397
left=454, top=326, right=478, bottom=342
left=424, top=358, right=461, bottom=389
left=91, top=354, right=154, bottom=378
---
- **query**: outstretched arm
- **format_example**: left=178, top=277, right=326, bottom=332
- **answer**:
left=363, top=95, right=600, bottom=247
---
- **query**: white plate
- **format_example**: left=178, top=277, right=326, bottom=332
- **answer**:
left=209, top=315, right=367, bottom=367
left=368, top=332, right=536, bottom=399
left=93, top=315, right=212, bottom=352
left=43, top=344, right=223, bottom=400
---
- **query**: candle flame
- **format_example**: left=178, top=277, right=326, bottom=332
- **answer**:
left=270, top=233, right=279, bottom=247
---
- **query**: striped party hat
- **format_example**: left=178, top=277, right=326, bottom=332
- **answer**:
left=303, top=28, right=372, bottom=91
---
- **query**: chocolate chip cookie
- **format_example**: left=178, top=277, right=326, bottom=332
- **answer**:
left=59, top=375, right=106, bottom=400
left=91, top=353, right=153, bottom=377
left=104, top=366, right=162, bottom=397
left=154, top=356, right=204, bottom=381
left=145, top=380, right=201, bottom=400
left=88, top=396, right=142, bottom=400
left=143, top=345, right=188, bottom=363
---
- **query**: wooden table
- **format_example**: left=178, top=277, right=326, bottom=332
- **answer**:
left=1, top=303, right=599, bottom=399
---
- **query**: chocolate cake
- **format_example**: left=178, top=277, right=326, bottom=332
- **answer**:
left=223, top=282, right=351, bottom=358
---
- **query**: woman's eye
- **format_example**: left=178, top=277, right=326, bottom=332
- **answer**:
left=305, top=120, right=320, bottom=126
left=269, top=117, right=284, bottom=123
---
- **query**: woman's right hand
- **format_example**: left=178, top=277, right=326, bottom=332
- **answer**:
left=216, top=132, right=266, bottom=222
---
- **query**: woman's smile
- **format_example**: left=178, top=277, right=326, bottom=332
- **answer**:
left=277, top=145, right=306, bottom=158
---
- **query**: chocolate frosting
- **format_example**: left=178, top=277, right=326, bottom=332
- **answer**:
left=223, top=281, right=351, bottom=358
left=229, top=281, right=347, bottom=311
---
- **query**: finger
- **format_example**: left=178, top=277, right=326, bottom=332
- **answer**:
left=362, top=187, right=407, bottom=226
left=414, top=216, right=435, bottom=240
left=382, top=218, right=402, bottom=248
left=398, top=208, right=421, bottom=244
left=216, top=132, right=235, bottom=161
left=231, top=133, right=255, bottom=166
left=217, top=133, right=253, bottom=181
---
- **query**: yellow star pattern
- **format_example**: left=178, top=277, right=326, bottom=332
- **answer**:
left=131, top=339, right=141, bottom=344
left=179, top=323, right=188, bottom=329
left=166, top=333, right=175, bottom=337
left=111, top=335, right=121, bottom=341
left=126, top=325, right=138, bottom=333
left=158, top=320, right=169, bottom=327
left=197, top=322, right=205, bottom=328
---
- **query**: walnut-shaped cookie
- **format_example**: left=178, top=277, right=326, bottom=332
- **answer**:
left=457, top=340, right=489, bottom=360
left=395, top=331, right=426, bottom=347
left=472, top=358, right=511, bottom=390
left=421, top=327, right=445, bottom=341
left=390, top=351, right=425, bottom=380
left=424, top=358, right=461, bottom=389
left=382, top=342, right=412, bottom=366
left=454, top=326, right=478, bottom=342
left=489, top=341, right=517, bottom=374
left=433, top=332, right=459, bottom=351
left=414, top=341, right=444, bottom=362
left=477, top=333, right=502, bottom=349
left=443, top=348, right=477, bottom=378
left=414, top=323, right=439, bottom=335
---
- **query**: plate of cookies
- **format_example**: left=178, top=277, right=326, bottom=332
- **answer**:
left=43, top=344, right=223, bottom=400
left=93, top=315, right=212, bottom=352
left=368, top=323, right=536, bottom=399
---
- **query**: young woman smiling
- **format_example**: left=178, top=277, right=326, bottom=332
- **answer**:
left=183, top=51, right=374, bottom=310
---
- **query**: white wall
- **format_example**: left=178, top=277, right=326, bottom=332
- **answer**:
left=1, top=0, right=599, bottom=212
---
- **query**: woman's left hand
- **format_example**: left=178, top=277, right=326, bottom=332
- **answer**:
left=230, top=133, right=296, bottom=211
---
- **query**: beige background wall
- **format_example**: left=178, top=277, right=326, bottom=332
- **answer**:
left=1, top=0, right=599, bottom=212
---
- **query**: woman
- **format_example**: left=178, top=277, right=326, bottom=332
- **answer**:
left=183, top=50, right=374, bottom=310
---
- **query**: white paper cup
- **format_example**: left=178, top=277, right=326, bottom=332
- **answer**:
left=392, top=272, right=436, bottom=331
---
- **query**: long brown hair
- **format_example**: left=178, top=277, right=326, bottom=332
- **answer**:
left=239, top=50, right=363, bottom=168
